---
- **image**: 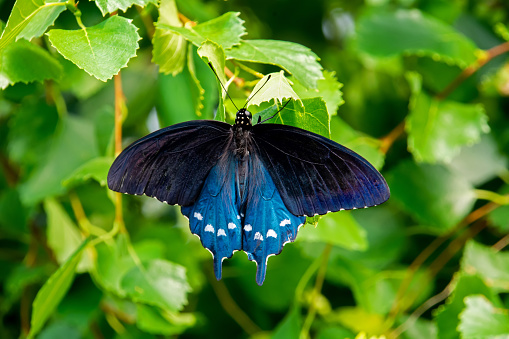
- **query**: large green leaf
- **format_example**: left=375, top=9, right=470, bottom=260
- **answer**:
left=19, top=115, right=98, bottom=205
left=94, top=0, right=158, bottom=16
left=0, top=39, right=62, bottom=89
left=226, top=39, right=323, bottom=89
left=63, top=157, right=114, bottom=188
left=152, top=0, right=187, bottom=76
left=272, top=306, right=302, bottom=339
left=458, top=296, right=509, bottom=339
left=461, top=241, right=509, bottom=291
left=254, top=98, right=330, bottom=138
left=357, top=9, right=479, bottom=67
left=27, top=239, right=89, bottom=339
left=47, top=16, right=140, bottom=81
left=292, top=70, right=344, bottom=116
left=434, top=273, right=502, bottom=339
left=387, top=160, right=475, bottom=231
left=121, top=259, right=191, bottom=312
left=406, top=73, right=489, bottom=163
left=247, top=71, right=301, bottom=107
left=297, top=212, right=367, bottom=251
left=0, top=0, right=66, bottom=47
left=157, top=12, right=245, bottom=49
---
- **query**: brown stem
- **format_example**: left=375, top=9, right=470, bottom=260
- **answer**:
left=379, top=120, right=406, bottom=154
left=114, top=73, right=127, bottom=234
left=0, top=152, right=19, bottom=187
left=492, top=234, right=509, bottom=252
left=178, top=13, right=196, bottom=26
left=436, top=42, right=509, bottom=100
left=206, top=266, right=262, bottom=336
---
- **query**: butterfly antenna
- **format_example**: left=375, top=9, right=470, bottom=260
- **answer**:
left=242, top=74, right=272, bottom=109
left=208, top=62, right=239, bottom=111
left=257, top=99, right=292, bottom=124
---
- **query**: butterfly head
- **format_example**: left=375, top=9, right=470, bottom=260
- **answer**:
left=235, top=108, right=252, bottom=128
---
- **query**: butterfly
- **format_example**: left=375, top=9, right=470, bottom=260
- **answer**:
left=107, top=72, right=390, bottom=286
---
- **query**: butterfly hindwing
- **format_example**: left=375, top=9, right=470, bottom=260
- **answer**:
left=181, top=160, right=242, bottom=280
left=108, top=120, right=232, bottom=206
left=251, top=123, right=390, bottom=217
left=243, top=158, right=306, bottom=285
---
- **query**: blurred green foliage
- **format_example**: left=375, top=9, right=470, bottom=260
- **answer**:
left=0, top=0, right=509, bottom=338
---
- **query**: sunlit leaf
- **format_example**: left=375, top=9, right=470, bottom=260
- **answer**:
left=121, top=259, right=191, bottom=312
left=226, top=39, right=323, bottom=89
left=406, top=72, right=489, bottom=163
left=461, top=241, right=509, bottom=291
left=387, top=160, right=475, bottom=231
left=0, top=0, right=66, bottom=47
left=357, top=9, right=479, bottom=67
left=157, top=12, right=245, bottom=49
left=94, top=0, right=157, bottom=15
left=47, top=16, right=140, bottom=81
left=0, top=39, right=62, bottom=89
left=152, top=0, right=187, bottom=76
left=197, top=40, right=226, bottom=121
left=247, top=71, right=301, bottom=107
left=292, top=70, right=344, bottom=115
left=28, top=239, right=89, bottom=339
left=272, top=306, right=301, bottom=339
left=458, top=296, right=509, bottom=339
left=298, top=212, right=367, bottom=251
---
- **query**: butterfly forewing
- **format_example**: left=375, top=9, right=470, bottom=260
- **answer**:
left=251, top=123, right=390, bottom=217
left=107, top=120, right=232, bottom=206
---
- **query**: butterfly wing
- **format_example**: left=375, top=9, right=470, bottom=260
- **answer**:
left=107, top=120, right=232, bottom=206
left=251, top=123, right=390, bottom=217
left=243, top=156, right=306, bottom=285
left=181, top=159, right=242, bottom=280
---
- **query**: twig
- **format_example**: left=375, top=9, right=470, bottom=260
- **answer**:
left=300, top=243, right=332, bottom=339
left=114, top=73, right=127, bottom=234
left=206, top=266, right=262, bottom=336
left=225, top=66, right=244, bottom=87
left=379, top=120, right=406, bottom=154
left=435, top=42, right=509, bottom=100
left=492, top=234, right=509, bottom=252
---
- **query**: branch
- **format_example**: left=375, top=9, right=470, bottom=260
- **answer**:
left=114, top=73, right=127, bottom=234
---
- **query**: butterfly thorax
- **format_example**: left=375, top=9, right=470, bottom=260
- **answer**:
left=233, top=108, right=253, bottom=159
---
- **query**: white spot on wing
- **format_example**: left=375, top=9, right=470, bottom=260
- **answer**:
left=244, top=224, right=252, bottom=232
left=237, top=215, right=241, bottom=220
left=205, top=224, right=214, bottom=233
left=217, top=229, right=226, bottom=236
left=254, top=232, right=263, bottom=241
left=194, top=212, right=203, bottom=220
left=280, top=219, right=291, bottom=227
left=267, top=229, right=277, bottom=238
left=228, top=222, right=236, bottom=230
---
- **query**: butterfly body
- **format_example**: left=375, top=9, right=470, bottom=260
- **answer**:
left=108, top=107, right=390, bottom=285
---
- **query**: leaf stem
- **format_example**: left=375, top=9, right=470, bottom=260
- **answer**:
left=300, top=243, right=332, bottom=339
left=379, top=120, right=406, bottom=154
left=206, top=266, right=262, bottom=336
left=69, top=191, right=107, bottom=237
left=474, top=189, right=509, bottom=205
left=114, top=73, right=127, bottom=234
left=232, top=60, right=265, bottom=78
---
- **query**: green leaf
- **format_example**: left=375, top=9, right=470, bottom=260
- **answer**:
left=19, top=115, right=98, bottom=205
left=121, top=259, right=191, bottom=312
left=387, top=160, right=475, bottom=231
left=63, top=157, right=114, bottom=188
left=47, top=16, right=140, bottom=81
left=247, top=71, right=301, bottom=107
left=136, top=304, right=196, bottom=335
left=406, top=73, right=489, bottom=163
left=0, top=0, right=66, bottom=47
left=461, top=241, right=509, bottom=291
left=0, top=39, right=62, bottom=89
left=157, top=12, right=246, bottom=49
left=357, top=9, right=479, bottom=68
left=435, top=273, right=502, bottom=339
left=254, top=98, right=330, bottom=138
left=152, top=0, right=187, bottom=76
left=44, top=199, right=90, bottom=272
left=458, top=296, right=509, bottom=339
left=226, top=39, right=323, bottom=89
left=197, top=40, right=227, bottom=121
left=334, top=306, right=386, bottom=334
left=292, top=70, right=344, bottom=116
left=272, top=306, right=302, bottom=339
left=0, top=188, right=28, bottom=233
left=297, top=212, right=367, bottom=251
left=28, top=239, right=89, bottom=339
left=94, top=0, right=157, bottom=15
